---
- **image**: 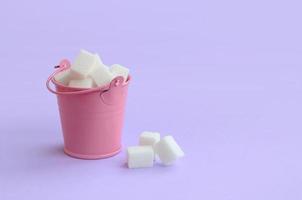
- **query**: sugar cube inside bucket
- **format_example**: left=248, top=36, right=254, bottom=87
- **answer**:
left=127, top=146, right=154, bottom=168
left=57, top=49, right=130, bottom=89
left=89, top=54, right=114, bottom=87
left=94, top=53, right=103, bottom=65
left=68, top=78, right=94, bottom=88
left=70, top=50, right=97, bottom=79
left=54, top=69, right=71, bottom=85
left=110, top=64, right=129, bottom=82
left=154, top=135, right=184, bottom=165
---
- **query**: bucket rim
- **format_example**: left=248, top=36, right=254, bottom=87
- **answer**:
left=51, top=69, right=131, bottom=91
left=46, top=59, right=131, bottom=96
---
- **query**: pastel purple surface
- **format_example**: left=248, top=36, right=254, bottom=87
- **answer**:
left=1, top=0, right=302, bottom=199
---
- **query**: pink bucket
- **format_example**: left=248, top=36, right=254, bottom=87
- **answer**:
left=46, top=60, right=130, bottom=159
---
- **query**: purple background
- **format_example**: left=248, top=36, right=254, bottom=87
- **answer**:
left=1, top=0, right=302, bottom=199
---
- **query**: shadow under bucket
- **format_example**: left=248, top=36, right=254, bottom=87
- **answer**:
left=46, top=60, right=131, bottom=159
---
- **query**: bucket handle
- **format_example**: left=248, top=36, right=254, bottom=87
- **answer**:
left=46, top=59, right=127, bottom=97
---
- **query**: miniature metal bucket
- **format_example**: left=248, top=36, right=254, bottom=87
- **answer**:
left=46, top=60, right=130, bottom=159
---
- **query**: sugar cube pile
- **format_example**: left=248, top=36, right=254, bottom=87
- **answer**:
left=54, top=49, right=129, bottom=88
left=127, top=131, right=184, bottom=168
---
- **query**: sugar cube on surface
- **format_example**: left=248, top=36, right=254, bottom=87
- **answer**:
left=139, top=131, right=160, bottom=147
left=154, top=135, right=184, bottom=165
left=68, top=78, right=94, bottom=88
left=110, top=64, right=129, bottom=82
left=89, top=57, right=114, bottom=87
left=70, top=50, right=97, bottom=79
left=54, top=69, right=71, bottom=85
left=127, top=146, right=154, bottom=168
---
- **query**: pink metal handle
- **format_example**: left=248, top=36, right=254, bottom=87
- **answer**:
left=46, top=59, right=91, bottom=95
left=46, top=59, right=107, bottom=95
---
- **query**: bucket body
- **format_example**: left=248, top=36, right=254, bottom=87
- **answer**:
left=47, top=60, right=130, bottom=159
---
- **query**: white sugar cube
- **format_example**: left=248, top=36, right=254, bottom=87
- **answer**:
left=110, top=64, right=129, bottom=82
left=154, top=136, right=184, bottom=166
left=94, top=54, right=103, bottom=65
left=127, top=146, right=154, bottom=168
left=54, top=69, right=71, bottom=85
left=89, top=66, right=114, bottom=87
left=139, top=131, right=160, bottom=147
left=89, top=54, right=114, bottom=87
left=68, top=78, right=94, bottom=88
left=70, top=50, right=97, bottom=79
